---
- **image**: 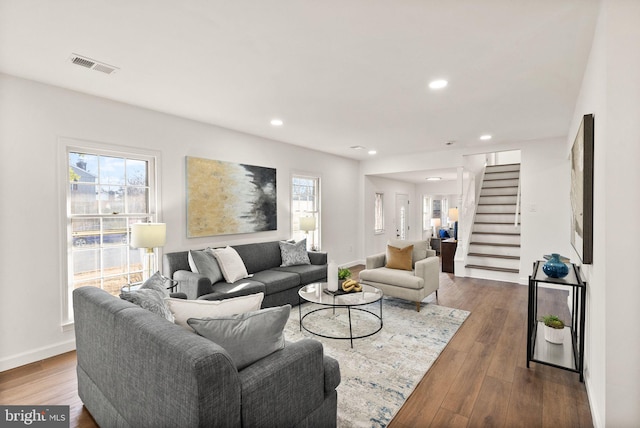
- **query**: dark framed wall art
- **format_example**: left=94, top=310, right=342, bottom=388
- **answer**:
left=186, top=156, right=277, bottom=237
left=570, top=114, right=594, bottom=264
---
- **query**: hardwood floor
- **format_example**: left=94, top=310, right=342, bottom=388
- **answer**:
left=0, top=268, right=592, bottom=428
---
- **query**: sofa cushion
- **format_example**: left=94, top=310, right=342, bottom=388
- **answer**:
left=232, top=241, right=282, bottom=274
left=188, top=249, right=224, bottom=284
left=165, top=292, right=264, bottom=330
left=211, top=246, right=249, bottom=283
left=358, top=267, right=424, bottom=290
left=188, top=305, right=291, bottom=370
left=388, top=239, right=429, bottom=265
left=120, top=289, right=174, bottom=322
left=279, top=239, right=311, bottom=267
left=386, top=245, right=413, bottom=271
left=199, top=279, right=266, bottom=301
left=250, top=270, right=301, bottom=295
left=273, top=264, right=327, bottom=284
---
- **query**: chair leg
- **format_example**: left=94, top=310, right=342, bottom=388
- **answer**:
left=415, top=301, right=421, bottom=312
left=435, top=289, right=439, bottom=301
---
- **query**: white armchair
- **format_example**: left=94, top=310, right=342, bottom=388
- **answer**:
left=358, top=239, right=439, bottom=312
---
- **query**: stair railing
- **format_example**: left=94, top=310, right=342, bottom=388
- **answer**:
left=514, top=175, right=521, bottom=227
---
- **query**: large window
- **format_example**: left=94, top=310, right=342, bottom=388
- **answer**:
left=422, top=196, right=432, bottom=232
left=291, top=175, right=320, bottom=250
left=374, top=192, right=384, bottom=233
left=64, top=143, right=159, bottom=321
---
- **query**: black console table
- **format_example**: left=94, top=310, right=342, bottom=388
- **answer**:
left=527, top=260, right=586, bottom=381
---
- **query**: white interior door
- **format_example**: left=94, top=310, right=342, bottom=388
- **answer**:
left=395, top=193, right=409, bottom=240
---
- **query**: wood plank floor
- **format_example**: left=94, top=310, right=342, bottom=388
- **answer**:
left=0, top=267, right=592, bottom=428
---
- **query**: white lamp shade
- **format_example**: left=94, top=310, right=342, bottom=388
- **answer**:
left=299, top=216, right=317, bottom=232
left=448, top=208, right=459, bottom=222
left=430, top=218, right=441, bottom=228
left=131, top=223, right=166, bottom=249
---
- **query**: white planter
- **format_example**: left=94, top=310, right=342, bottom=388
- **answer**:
left=544, top=325, right=565, bottom=344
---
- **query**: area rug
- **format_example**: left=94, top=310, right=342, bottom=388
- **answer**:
left=284, top=297, right=469, bottom=427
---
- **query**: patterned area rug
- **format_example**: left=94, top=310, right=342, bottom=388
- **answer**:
left=285, top=296, right=470, bottom=427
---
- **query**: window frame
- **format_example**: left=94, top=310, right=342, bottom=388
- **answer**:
left=290, top=173, right=321, bottom=250
left=374, top=192, right=384, bottom=234
left=59, top=138, right=162, bottom=326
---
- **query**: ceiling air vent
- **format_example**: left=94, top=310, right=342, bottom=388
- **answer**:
left=69, top=53, right=119, bottom=75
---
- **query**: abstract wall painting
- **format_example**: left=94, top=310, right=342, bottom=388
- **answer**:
left=570, top=114, right=594, bottom=264
left=186, top=156, right=277, bottom=237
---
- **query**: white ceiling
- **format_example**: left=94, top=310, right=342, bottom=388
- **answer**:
left=0, top=0, right=599, bottom=162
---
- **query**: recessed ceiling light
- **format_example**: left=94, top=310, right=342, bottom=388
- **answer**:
left=480, top=134, right=492, bottom=140
left=428, top=79, right=448, bottom=90
left=426, top=177, right=441, bottom=181
left=270, top=119, right=283, bottom=126
left=350, top=145, right=366, bottom=150
left=445, top=140, right=455, bottom=146
left=368, top=150, right=377, bottom=155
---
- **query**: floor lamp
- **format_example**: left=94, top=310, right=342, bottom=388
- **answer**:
left=299, top=216, right=317, bottom=251
left=131, top=222, right=166, bottom=281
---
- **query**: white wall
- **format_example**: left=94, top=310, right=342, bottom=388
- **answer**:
left=568, top=1, right=640, bottom=425
left=0, top=73, right=360, bottom=370
left=363, top=176, right=418, bottom=256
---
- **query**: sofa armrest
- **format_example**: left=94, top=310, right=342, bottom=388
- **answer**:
left=308, top=251, right=327, bottom=265
left=323, top=354, right=341, bottom=395
left=414, top=256, right=440, bottom=295
left=237, top=339, right=333, bottom=427
left=173, top=270, right=213, bottom=299
left=365, top=252, right=386, bottom=269
left=426, top=248, right=436, bottom=258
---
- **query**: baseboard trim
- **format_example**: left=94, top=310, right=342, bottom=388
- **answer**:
left=0, top=339, right=76, bottom=372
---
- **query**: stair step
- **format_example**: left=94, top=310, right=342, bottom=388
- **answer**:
left=484, top=175, right=519, bottom=181
left=481, top=185, right=519, bottom=189
left=475, top=221, right=518, bottom=225
left=478, top=203, right=518, bottom=206
left=470, top=242, right=521, bottom=247
left=465, top=264, right=520, bottom=273
left=468, top=252, right=520, bottom=260
left=473, top=232, right=521, bottom=236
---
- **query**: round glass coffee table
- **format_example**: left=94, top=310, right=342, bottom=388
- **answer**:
left=298, top=282, right=383, bottom=347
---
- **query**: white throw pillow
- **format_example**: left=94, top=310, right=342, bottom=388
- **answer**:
left=211, top=246, right=249, bottom=283
left=165, top=292, right=264, bottom=330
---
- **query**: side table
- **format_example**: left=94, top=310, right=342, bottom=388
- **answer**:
left=441, top=239, right=457, bottom=273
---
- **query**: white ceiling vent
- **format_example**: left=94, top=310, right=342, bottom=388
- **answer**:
left=69, top=53, right=119, bottom=75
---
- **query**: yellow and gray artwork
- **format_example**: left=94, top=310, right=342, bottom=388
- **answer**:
left=186, top=156, right=277, bottom=237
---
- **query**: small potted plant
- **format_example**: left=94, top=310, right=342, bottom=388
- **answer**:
left=338, top=267, right=352, bottom=288
left=541, top=315, right=565, bottom=344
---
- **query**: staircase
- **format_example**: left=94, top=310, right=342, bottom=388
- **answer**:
left=465, top=163, right=521, bottom=283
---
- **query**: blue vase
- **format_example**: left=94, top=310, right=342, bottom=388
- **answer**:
left=543, top=253, right=569, bottom=278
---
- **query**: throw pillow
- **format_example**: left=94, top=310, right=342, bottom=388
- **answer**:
left=188, top=249, right=224, bottom=284
left=387, top=239, right=429, bottom=265
left=188, top=305, right=291, bottom=370
left=120, top=289, right=174, bottom=322
left=385, top=244, right=414, bottom=271
left=165, top=292, right=264, bottom=330
left=439, top=229, right=450, bottom=238
left=279, top=239, right=311, bottom=267
left=140, top=271, right=169, bottom=296
left=211, top=246, right=249, bottom=283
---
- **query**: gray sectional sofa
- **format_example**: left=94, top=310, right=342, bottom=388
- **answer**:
left=73, top=286, right=340, bottom=427
left=163, top=240, right=327, bottom=307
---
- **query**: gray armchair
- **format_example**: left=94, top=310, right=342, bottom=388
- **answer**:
left=358, top=239, right=439, bottom=312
